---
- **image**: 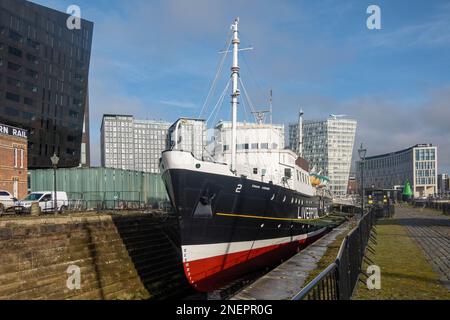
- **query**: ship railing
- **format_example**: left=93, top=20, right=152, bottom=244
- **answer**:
left=292, top=207, right=379, bottom=300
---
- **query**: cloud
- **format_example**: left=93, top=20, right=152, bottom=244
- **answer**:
left=342, top=86, right=450, bottom=173
left=159, top=100, right=197, bottom=109
left=30, top=0, right=450, bottom=173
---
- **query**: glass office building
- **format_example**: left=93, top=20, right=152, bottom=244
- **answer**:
left=289, top=117, right=357, bottom=196
left=0, top=0, right=93, bottom=168
left=356, top=144, right=438, bottom=198
left=101, top=115, right=171, bottom=174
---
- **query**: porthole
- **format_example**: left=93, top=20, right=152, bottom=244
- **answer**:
left=195, top=164, right=201, bottom=169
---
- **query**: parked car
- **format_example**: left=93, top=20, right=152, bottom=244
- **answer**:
left=0, top=190, right=18, bottom=215
left=17, top=191, right=69, bottom=214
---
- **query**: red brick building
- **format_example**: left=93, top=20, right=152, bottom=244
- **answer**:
left=0, top=123, right=28, bottom=199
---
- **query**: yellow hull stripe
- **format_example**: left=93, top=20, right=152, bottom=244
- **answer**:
left=215, top=212, right=324, bottom=223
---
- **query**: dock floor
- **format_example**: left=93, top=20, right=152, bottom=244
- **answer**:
left=231, top=222, right=353, bottom=300
left=396, top=205, right=450, bottom=290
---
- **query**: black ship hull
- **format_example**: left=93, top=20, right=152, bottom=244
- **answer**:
left=162, top=166, right=332, bottom=292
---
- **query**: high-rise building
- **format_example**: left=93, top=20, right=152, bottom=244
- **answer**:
left=0, top=0, right=93, bottom=168
left=437, top=173, right=449, bottom=195
left=356, top=144, right=438, bottom=198
left=289, top=116, right=357, bottom=196
left=101, top=115, right=171, bottom=174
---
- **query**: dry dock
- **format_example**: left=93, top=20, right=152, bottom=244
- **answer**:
left=231, top=221, right=353, bottom=300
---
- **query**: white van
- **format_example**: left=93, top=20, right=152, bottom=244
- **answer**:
left=0, top=190, right=18, bottom=214
left=18, top=192, right=69, bottom=213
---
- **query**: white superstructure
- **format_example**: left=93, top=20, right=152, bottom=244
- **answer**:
left=209, top=121, right=315, bottom=196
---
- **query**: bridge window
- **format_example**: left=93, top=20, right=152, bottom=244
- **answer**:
left=285, top=168, right=292, bottom=179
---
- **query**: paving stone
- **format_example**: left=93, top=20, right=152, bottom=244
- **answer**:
left=395, top=206, right=450, bottom=291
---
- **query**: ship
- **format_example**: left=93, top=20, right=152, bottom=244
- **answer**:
left=160, top=18, right=333, bottom=292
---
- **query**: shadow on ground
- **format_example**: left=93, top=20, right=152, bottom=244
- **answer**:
left=112, top=214, right=199, bottom=300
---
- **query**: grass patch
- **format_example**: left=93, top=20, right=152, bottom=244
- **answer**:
left=302, top=221, right=356, bottom=285
left=353, top=219, right=450, bottom=300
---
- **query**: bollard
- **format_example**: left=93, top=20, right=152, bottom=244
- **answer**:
left=30, top=202, right=41, bottom=216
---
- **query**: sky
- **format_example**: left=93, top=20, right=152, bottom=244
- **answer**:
left=33, top=0, right=450, bottom=173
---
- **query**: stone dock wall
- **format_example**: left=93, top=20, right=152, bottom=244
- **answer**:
left=0, top=213, right=191, bottom=300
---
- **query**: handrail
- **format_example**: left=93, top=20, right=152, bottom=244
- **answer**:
left=291, top=207, right=387, bottom=300
left=291, top=262, right=337, bottom=300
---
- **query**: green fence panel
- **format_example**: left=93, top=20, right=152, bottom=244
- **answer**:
left=29, top=167, right=168, bottom=205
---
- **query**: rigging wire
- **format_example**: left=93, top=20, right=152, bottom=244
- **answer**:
left=206, top=78, right=231, bottom=125
left=210, top=83, right=230, bottom=128
left=241, top=51, right=267, bottom=103
left=239, top=77, right=257, bottom=118
left=198, top=31, right=233, bottom=119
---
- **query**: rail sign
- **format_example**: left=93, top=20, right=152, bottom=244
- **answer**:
left=0, top=123, right=27, bottom=139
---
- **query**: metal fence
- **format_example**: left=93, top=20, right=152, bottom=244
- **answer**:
left=413, top=200, right=450, bottom=215
left=292, top=206, right=382, bottom=300
left=29, top=167, right=168, bottom=207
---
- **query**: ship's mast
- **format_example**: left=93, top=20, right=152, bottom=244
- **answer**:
left=298, top=108, right=304, bottom=157
left=230, top=18, right=240, bottom=173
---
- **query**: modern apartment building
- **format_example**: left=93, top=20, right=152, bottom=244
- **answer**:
left=356, top=144, right=438, bottom=198
left=0, top=0, right=93, bottom=168
left=289, top=116, right=357, bottom=196
left=101, top=115, right=171, bottom=174
left=437, top=173, right=449, bottom=195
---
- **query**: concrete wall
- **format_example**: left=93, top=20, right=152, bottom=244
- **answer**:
left=0, top=213, right=191, bottom=300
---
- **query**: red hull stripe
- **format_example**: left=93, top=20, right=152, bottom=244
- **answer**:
left=182, top=227, right=326, bottom=262
left=182, top=228, right=328, bottom=292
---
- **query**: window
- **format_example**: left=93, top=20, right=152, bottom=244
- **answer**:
left=6, top=92, right=20, bottom=102
left=8, top=61, right=22, bottom=72
left=6, top=107, right=19, bottom=116
left=69, top=110, right=79, bottom=118
left=253, top=168, right=258, bottom=175
left=23, top=111, right=35, bottom=120
left=261, top=143, right=269, bottom=149
left=284, top=168, right=292, bottom=179
left=14, top=148, right=18, bottom=168
left=251, top=143, right=258, bottom=149
left=41, top=194, right=52, bottom=202
left=7, top=77, right=21, bottom=87
left=26, top=53, right=38, bottom=64
left=20, top=149, right=24, bottom=168
left=24, top=97, right=34, bottom=105
left=8, top=46, right=22, bottom=57
left=223, top=145, right=229, bottom=152
left=25, top=69, right=38, bottom=79
left=25, top=82, right=38, bottom=93
left=27, top=38, right=40, bottom=50
left=9, top=30, right=23, bottom=42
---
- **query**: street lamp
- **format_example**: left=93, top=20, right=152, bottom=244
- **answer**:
left=50, top=153, right=59, bottom=215
left=358, top=143, right=367, bottom=216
